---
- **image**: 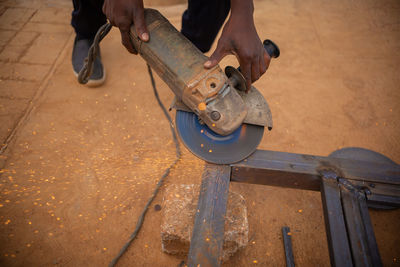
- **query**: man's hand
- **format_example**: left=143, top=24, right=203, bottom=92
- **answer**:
left=204, top=0, right=270, bottom=92
left=103, top=0, right=149, bottom=54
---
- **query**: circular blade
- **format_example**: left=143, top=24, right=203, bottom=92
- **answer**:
left=175, top=110, right=264, bottom=164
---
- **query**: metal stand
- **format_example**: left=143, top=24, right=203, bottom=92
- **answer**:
left=186, top=148, right=400, bottom=267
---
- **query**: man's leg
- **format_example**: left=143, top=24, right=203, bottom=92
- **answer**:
left=181, top=0, right=231, bottom=53
left=71, top=0, right=106, bottom=86
left=71, top=0, right=106, bottom=40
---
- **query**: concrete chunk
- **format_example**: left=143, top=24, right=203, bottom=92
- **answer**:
left=161, top=184, right=248, bottom=262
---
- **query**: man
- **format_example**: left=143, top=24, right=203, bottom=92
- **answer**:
left=71, top=0, right=270, bottom=90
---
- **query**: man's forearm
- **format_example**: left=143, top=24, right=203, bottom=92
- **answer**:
left=230, top=0, right=254, bottom=20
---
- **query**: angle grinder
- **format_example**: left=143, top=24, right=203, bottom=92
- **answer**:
left=131, top=9, right=280, bottom=164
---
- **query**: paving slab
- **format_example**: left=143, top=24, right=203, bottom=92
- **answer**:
left=20, top=32, right=70, bottom=64
left=0, top=98, right=29, bottom=145
left=0, top=0, right=399, bottom=266
left=22, top=21, right=71, bottom=33
left=0, top=80, right=38, bottom=100
left=0, top=29, right=16, bottom=46
left=0, top=62, right=51, bottom=82
left=30, top=7, right=71, bottom=24
left=0, top=7, right=36, bottom=31
left=0, top=31, right=38, bottom=62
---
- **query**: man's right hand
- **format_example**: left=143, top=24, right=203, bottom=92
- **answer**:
left=102, top=0, right=149, bottom=54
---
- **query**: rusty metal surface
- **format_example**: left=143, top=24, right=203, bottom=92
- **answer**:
left=130, top=9, right=206, bottom=95
left=320, top=171, right=353, bottom=267
left=231, top=150, right=400, bottom=187
left=172, top=84, right=273, bottom=130
left=282, top=226, right=296, bottom=267
left=239, top=86, right=273, bottom=129
left=339, top=179, right=382, bottom=267
left=190, top=148, right=397, bottom=267
left=187, top=164, right=231, bottom=267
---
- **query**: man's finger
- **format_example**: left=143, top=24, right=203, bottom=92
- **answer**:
left=132, top=6, right=149, bottom=41
left=263, top=50, right=271, bottom=71
left=120, top=30, right=137, bottom=54
left=251, top=58, right=261, bottom=82
left=259, top=52, right=267, bottom=75
left=204, top=45, right=226, bottom=69
left=240, top=62, right=252, bottom=93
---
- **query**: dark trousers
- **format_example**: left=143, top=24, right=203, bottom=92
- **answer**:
left=71, top=0, right=230, bottom=52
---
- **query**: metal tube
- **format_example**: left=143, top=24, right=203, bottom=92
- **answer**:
left=282, top=226, right=295, bottom=267
left=187, top=164, right=231, bottom=267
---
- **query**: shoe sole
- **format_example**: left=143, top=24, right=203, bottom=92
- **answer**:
left=73, top=69, right=106, bottom=87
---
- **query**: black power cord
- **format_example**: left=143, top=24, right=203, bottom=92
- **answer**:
left=77, top=22, right=182, bottom=267
left=108, top=65, right=181, bottom=267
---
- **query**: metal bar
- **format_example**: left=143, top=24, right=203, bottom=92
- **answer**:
left=340, top=180, right=383, bottom=267
left=366, top=193, right=400, bottom=207
left=230, top=150, right=400, bottom=188
left=187, top=164, right=231, bottom=267
left=231, top=167, right=320, bottom=191
left=349, top=180, right=400, bottom=197
left=348, top=180, right=400, bottom=207
left=357, top=191, right=383, bottom=266
left=320, top=171, right=353, bottom=267
left=282, top=226, right=295, bottom=267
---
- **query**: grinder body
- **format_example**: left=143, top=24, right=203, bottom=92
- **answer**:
left=129, top=9, right=247, bottom=136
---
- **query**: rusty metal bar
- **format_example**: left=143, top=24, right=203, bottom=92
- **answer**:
left=356, top=192, right=383, bottom=266
left=188, top=149, right=398, bottom=266
left=320, top=172, right=353, bottom=267
left=339, top=179, right=382, bottom=267
left=230, top=150, right=400, bottom=188
left=187, top=164, right=231, bottom=267
left=282, top=226, right=295, bottom=267
left=366, top=193, right=400, bottom=208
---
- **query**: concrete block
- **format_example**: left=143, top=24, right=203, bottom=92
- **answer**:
left=161, top=184, right=248, bottom=262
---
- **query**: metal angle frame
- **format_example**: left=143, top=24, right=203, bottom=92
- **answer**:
left=187, top=149, right=400, bottom=267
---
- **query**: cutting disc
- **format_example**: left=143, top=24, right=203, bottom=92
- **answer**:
left=175, top=110, right=264, bottom=164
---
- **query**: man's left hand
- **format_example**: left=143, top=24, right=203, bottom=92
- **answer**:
left=204, top=1, right=270, bottom=93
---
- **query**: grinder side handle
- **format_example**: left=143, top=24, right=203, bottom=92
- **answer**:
left=263, top=39, right=280, bottom=59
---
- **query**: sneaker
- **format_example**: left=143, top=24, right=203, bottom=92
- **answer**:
left=72, top=37, right=106, bottom=87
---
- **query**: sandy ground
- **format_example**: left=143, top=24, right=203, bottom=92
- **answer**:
left=0, top=0, right=399, bottom=266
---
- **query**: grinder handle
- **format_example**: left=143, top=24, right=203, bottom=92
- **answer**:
left=263, top=39, right=280, bottom=58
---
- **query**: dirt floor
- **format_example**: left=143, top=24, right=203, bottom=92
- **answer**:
left=0, top=0, right=399, bottom=266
